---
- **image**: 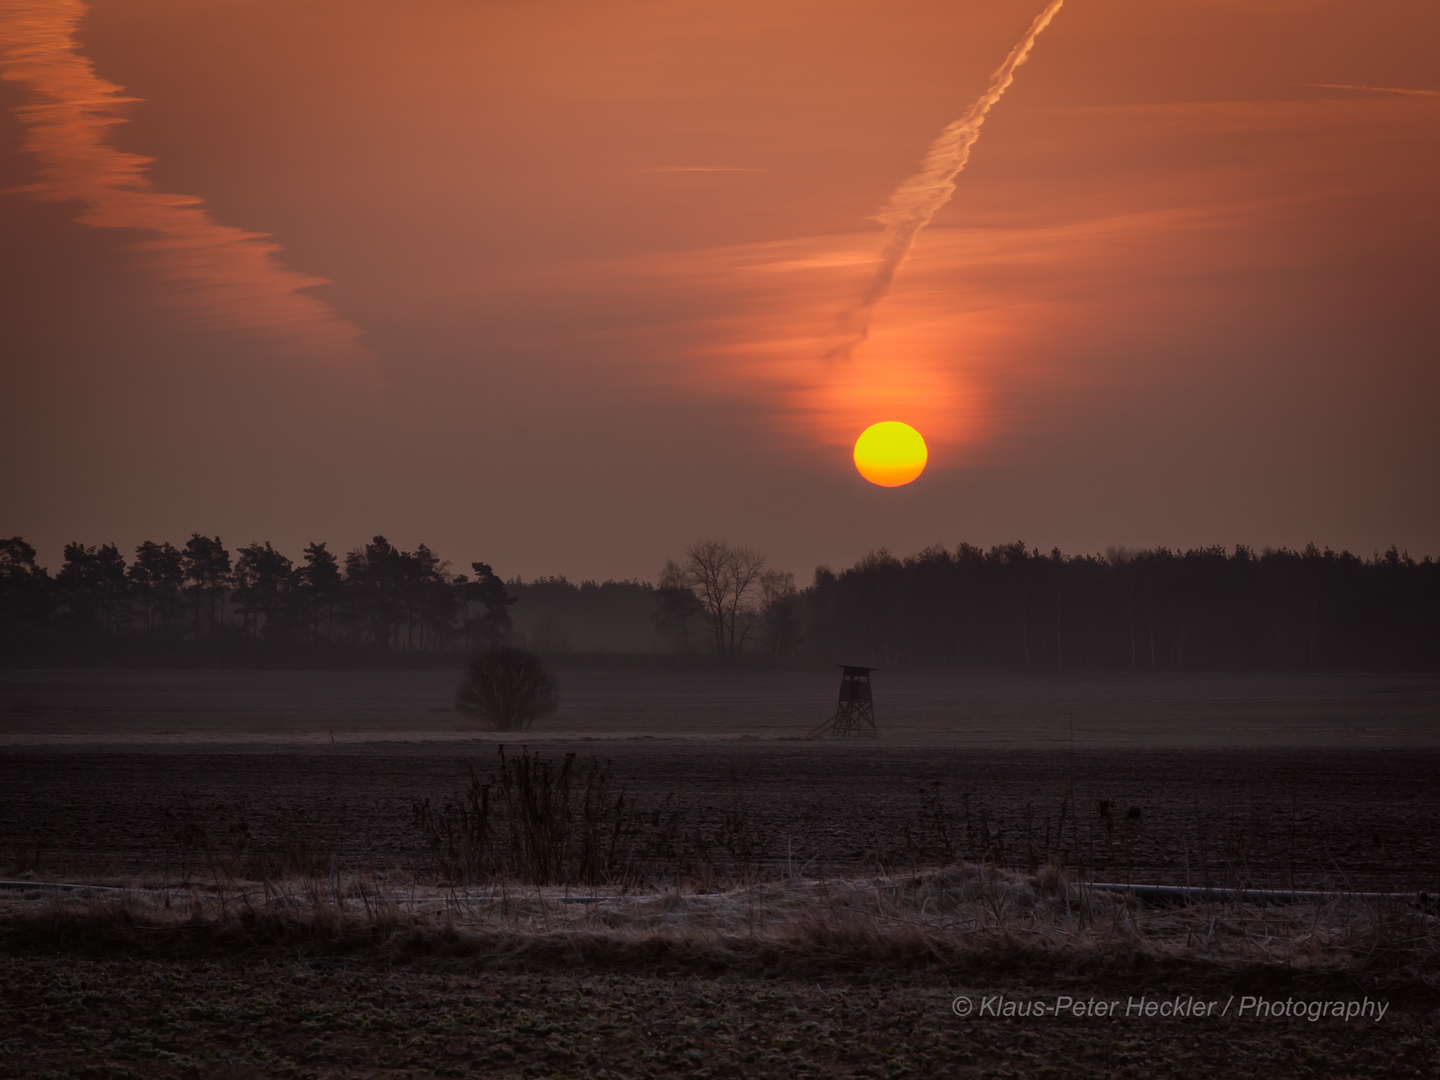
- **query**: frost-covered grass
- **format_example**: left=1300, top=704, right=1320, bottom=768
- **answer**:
left=3, top=864, right=1437, bottom=1078
left=4, top=862, right=1436, bottom=983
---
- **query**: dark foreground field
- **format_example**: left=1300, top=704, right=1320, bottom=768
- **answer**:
left=3, top=668, right=1439, bottom=889
left=2, top=669, right=1438, bottom=1078
left=3, top=743, right=1438, bottom=891
left=4, top=953, right=1438, bottom=1080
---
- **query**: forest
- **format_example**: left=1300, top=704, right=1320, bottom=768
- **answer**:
left=1, top=534, right=1436, bottom=670
left=803, top=542, right=1439, bottom=672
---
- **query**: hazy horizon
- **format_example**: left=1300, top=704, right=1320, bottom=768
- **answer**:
left=7, top=533, right=1439, bottom=593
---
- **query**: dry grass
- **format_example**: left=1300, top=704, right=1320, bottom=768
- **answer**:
left=5, top=747, right=1437, bottom=995
left=4, top=862, right=1436, bottom=989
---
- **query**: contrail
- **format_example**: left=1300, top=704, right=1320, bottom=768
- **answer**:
left=1301, top=82, right=1439, bottom=98
left=831, top=0, right=1065, bottom=360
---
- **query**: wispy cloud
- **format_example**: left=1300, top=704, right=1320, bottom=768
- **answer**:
left=0, top=0, right=371, bottom=364
left=557, top=202, right=1235, bottom=452
left=1301, top=83, right=1439, bottom=98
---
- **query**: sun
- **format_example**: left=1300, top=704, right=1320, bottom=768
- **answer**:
left=853, top=421, right=928, bottom=487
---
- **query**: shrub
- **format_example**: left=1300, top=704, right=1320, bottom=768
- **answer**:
left=456, top=646, right=560, bottom=732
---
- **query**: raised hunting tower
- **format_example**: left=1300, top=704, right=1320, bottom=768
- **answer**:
left=809, top=665, right=877, bottom=738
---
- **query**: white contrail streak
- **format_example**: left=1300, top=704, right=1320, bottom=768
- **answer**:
left=832, top=0, right=1065, bottom=360
left=1302, top=82, right=1439, bottom=98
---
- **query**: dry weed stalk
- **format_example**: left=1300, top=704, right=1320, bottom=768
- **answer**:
left=411, top=747, right=756, bottom=890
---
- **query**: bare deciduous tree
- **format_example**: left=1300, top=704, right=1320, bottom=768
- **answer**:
left=456, top=646, right=561, bottom=731
left=661, top=540, right=767, bottom=660
left=759, top=569, right=802, bottom=659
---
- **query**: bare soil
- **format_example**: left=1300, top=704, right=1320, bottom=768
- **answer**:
left=2, top=742, right=1438, bottom=891
left=3, top=668, right=1438, bottom=1078
left=2, top=955, right=1437, bottom=1079
left=3, top=669, right=1434, bottom=890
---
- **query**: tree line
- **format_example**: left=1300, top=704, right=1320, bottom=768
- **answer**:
left=651, top=539, right=1439, bottom=671
left=2, top=534, right=1436, bottom=670
left=801, top=542, right=1438, bottom=671
left=0, top=534, right=515, bottom=663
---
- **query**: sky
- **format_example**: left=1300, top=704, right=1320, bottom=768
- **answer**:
left=2, top=0, right=1437, bottom=583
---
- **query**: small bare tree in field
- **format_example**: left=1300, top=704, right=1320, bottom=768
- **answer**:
left=456, top=647, right=560, bottom=731
left=661, top=540, right=767, bottom=660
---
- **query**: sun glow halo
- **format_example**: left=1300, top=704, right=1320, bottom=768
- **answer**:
left=853, top=421, right=928, bottom=487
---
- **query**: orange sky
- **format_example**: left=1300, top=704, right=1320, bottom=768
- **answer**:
left=2, top=0, right=1437, bottom=580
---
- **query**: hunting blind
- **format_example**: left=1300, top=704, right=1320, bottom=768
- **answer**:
left=809, top=665, right=878, bottom=738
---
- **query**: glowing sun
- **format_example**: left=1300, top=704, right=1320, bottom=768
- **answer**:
left=853, top=421, right=928, bottom=487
